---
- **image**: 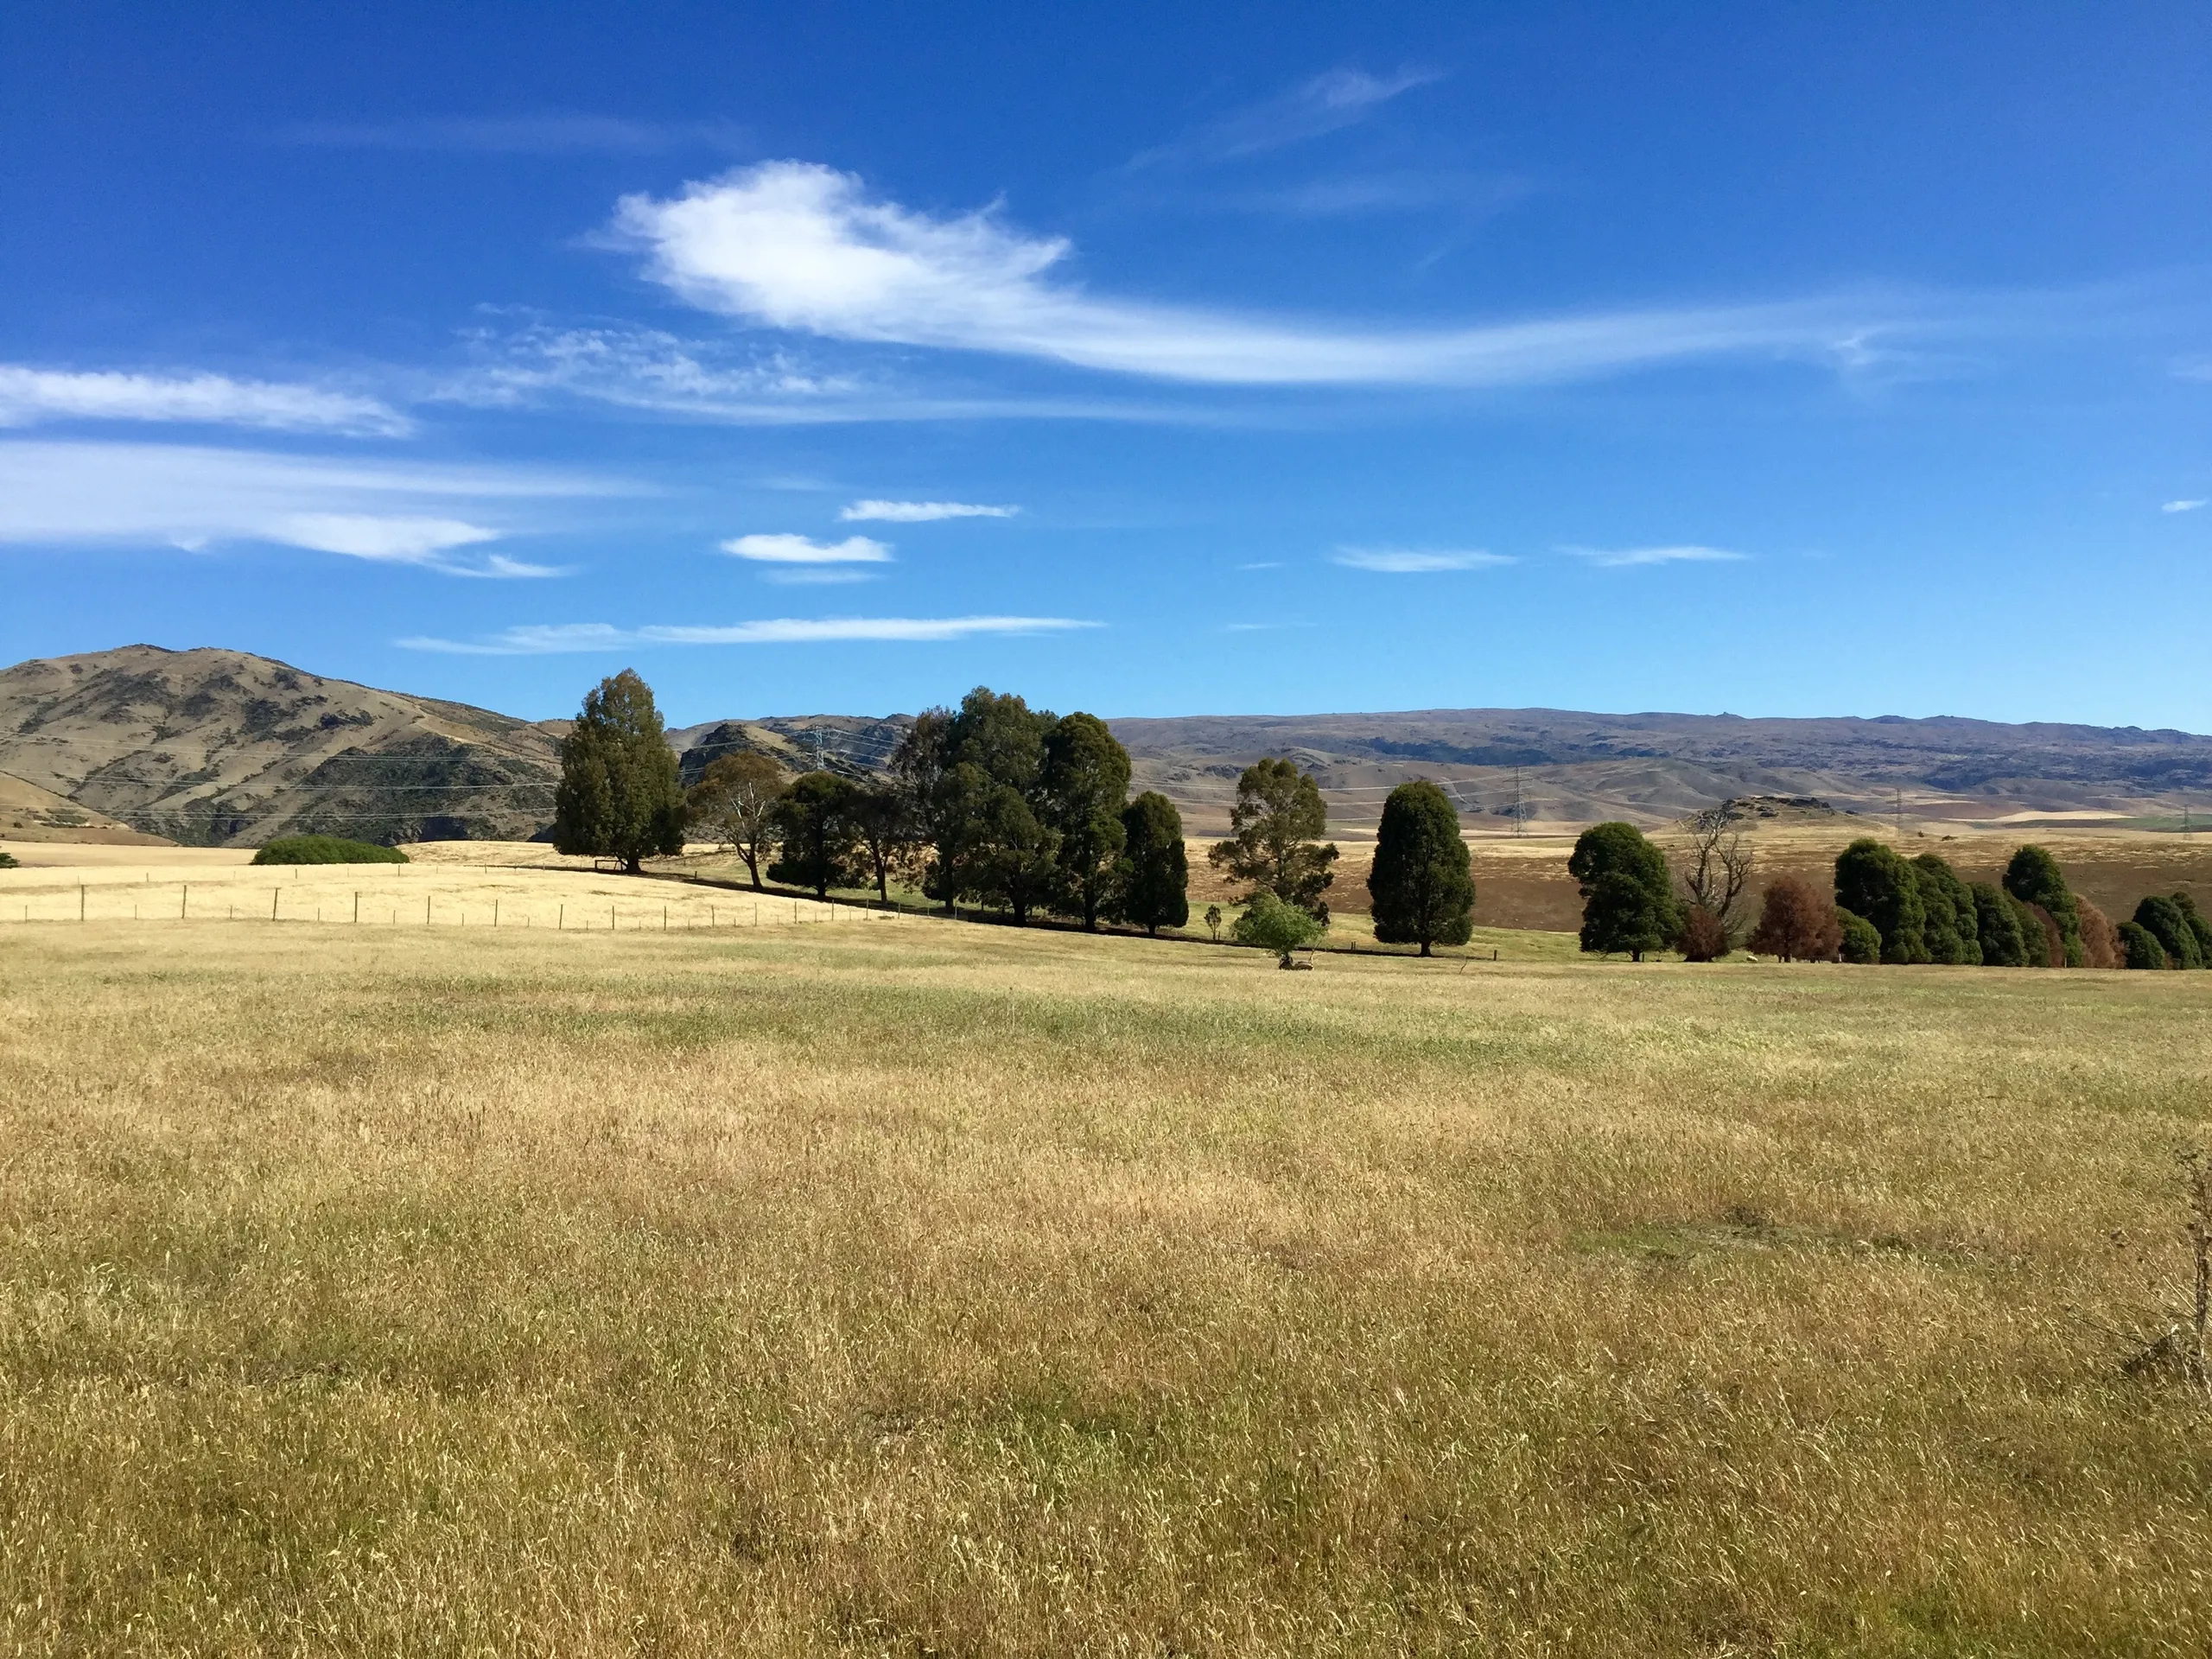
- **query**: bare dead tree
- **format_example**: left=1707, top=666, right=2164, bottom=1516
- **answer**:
left=1675, top=807, right=1756, bottom=943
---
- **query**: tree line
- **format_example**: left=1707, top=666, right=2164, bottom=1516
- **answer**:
left=1564, top=810, right=2211, bottom=970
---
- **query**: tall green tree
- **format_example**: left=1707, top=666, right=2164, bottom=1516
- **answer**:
left=686, top=749, right=784, bottom=890
left=1368, top=780, right=1475, bottom=956
left=550, top=669, right=686, bottom=874
left=891, top=708, right=956, bottom=909
left=2118, top=919, right=2169, bottom=969
left=847, top=782, right=916, bottom=904
left=1115, top=791, right=1189, bottom=936
left=767, top=772, right=861, bottom=899
left=2171, top=891, right=2212, bottom=966
left=1972, top=881, right=2031, bottom=967
left=2133, top=894, right=2205, bottom=969
left=1042, top=712, right=1131, bottom=930
left=923, top=688, right=1060, bottom=922
left=1568, top=822, right=1678, bottom=960
left=2004, top=845, right=2085, bottom=967
left=1910, top=853, right=1983, bottom=965
left=1834, top=839, right=1927, bottom=963
left=1207, top=758, right=1338, bottom=920
left=969, top=783, right=1059, bottom=925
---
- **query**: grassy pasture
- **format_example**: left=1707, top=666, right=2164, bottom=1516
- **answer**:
left=3, top=917, right=2211, bottom=1656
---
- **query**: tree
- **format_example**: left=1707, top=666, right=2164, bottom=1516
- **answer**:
left=2134, top=895, right=2205, bottom=969
left=2075, top=896, right=2120, bottom=969
left=2118, top=920, right=2169, bottom=969
left=968, top=783, right=1059, bottom=924
left=847, top=781, right=916, bottom=904
left=922, top=688, right=1059, bottom=923
left=1207, top=758, right=1338, bottom=921
left=1568, top=822, right=1678, bottom=961
left=1367, top=781, right=1474, bottom=956
left=1834, top=839, right=1927, bottom=963
left=1910, top=853, right=1982, bottom=965
left=1747, top=876, right=1843, bottom=961
left=1837, top=907, right=1883, bottom=963
left=1042, top=712, right=1132, bottom=929
left=2013, top=898, right=2062, bottom=968
left=891, top=709, right=956, bottom=909
left=1675, top=906, right=1732, bottom=963
left=1205, top=904, right=1223, bottom=943
left=767, top=772, right=861, bottom=899
left=1116, top=791, right=1190, bottom=936
left=551, top=669, right=686, bottom=874
left=1973, top=881, right=2032, bottom=967
left=1675, top=810, right=1754, bottom=949
left=2005, top=845, right=2085, bottom=967
left=1232, top=889, right=1325, bottom=966
left=2176, top=892, right=2212, bottom=963
left=686, top=750, right=784, bottom=890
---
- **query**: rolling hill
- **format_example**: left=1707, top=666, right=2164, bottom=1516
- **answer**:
left=3, top=645, right=2209, bottom=846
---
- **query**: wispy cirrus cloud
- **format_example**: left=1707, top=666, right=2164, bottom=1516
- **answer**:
left=0, top=440, right=626, bottom=575
left=279, top=113, right=750, bottom=156
left=2162, top=498, right=2206, bottom=513
left=839, top=499, right=1018, bottom=522
left=0, top=365, right=410, bottom=436
left=1333, top=546, right=1512, bottom=573
left=399, top=615, right=1097, bottom=654
left=1128, top=68, right=1442, bottom=169
left=613, top=162, right=1900, bottom=387
left=1564, top=543, right=1751, bottom=568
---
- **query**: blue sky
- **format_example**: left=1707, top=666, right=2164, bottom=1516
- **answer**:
left=3, top=2, right=2209, bottom=728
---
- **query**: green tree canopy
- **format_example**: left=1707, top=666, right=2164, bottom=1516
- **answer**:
left=767, top=772, right=862, bottom=899
left=1911, top=853, right=1983, bottom=965
left=1367, top=780, right=1475, bottom=956
left=551, top=669, right=686, bottom=874
left=2133, top=894, right=2204, bottom=969
left=2171, top=892, right=2211, bottom=966
left=686, top=749, right=784, bottom=891
left=1232, top=889, right=1325, bottom=965
left=1042, top=712, right=1132, bottom=930
left=251, top=835, right=408, bottom=865
left=1971, top=881, right=2031, bottom=967
left=1834, top=839, right=1927, bottom=963
left=2004, top=845, right=2085, bottom=966
left=1568, top=822, right=1678, bottom=961
left=1207, top=758, right=1338, bottom=920
left=1836, top=907, right=1883, bottom=964
left=1115, top=791, right=1189, bottom=936
left=2117, top=919, right=2169, bottom=969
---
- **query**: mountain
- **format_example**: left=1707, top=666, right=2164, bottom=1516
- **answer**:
left=4, top=645, right=2208, bottom=847
left=0, top=645, right=564, bottom=845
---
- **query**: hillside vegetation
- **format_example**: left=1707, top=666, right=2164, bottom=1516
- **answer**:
left=3, top=919, right=2209, bottom=1655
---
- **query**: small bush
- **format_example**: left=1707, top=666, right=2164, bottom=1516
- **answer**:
left=1232, top=890, right=1325, bottom=966
left=0, top=849, right=16, bottom=869
left=2118, top=921, right=2169, bottom=970
left=1837, top=906, right=1883, bottom=964
left=251, top=836, right=408, bottom=866
left=1675, top=905, right=1732, bottom=963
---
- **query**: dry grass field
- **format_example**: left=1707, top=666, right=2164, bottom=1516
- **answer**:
left=4, top=903, right=2212, bottom=1656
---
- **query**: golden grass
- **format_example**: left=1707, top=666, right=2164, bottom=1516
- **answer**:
left=3, top=918, right=2211, bottom=1656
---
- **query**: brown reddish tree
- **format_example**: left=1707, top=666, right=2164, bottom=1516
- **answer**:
left=1748, top=875, right=1844, bottom=962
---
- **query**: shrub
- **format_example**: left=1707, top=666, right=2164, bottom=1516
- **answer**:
left=1834, top=839, right=1927, bottom=963
left=2118, top=920, right=2169, bottom=969
left=1675, top=905, right=1732, bottom=963
left=1232, top=890, right=1325, bottom=966
left=2134, top=895, right=2204, bottom=969
left=1747, top=875, right=1842, bottom=961
left=1837, top=907, right=1883, bottom=964
left=251, top=836, right=407, bottom=865
left=0, top=849, right=16, bottom=869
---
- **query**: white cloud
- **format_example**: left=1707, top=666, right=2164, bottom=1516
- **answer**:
left=839, top=499, right=1018, bottom=522
left=2163, top=498, right=2207, bottom=513
left=720, top=531, right=892, bottom=563
left=1332, top=546, right=1512, bottom=573
left=614, top=162, right=1891, bottom=387
left=0, top=365, right=409, bottom=436
left=399, top=615, right=1096, bottom=654
left=1129, top=68, right=1442, bottom=168
left=0, top=440, right=626, bottom=575
left=1565, top=543, right=1751, bottom=568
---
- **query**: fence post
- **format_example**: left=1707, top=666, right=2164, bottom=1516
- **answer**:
left=426, top=893, right=432, bottom=925
left=493, top=899, right=499, bottom=927
left=354, top=891, right=359, bottom=925
left=181, top=883, right=188, bottom=920
left=79, top=885, right=86, bottom=922
left=559, top=904, right=564, bottom=931
left=663, top=905, right=668, bottom=931
left=271, top=890, right=278, bottom=921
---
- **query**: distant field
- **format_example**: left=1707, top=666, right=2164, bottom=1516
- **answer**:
left=3, top=913, right=2209, bottom=1655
